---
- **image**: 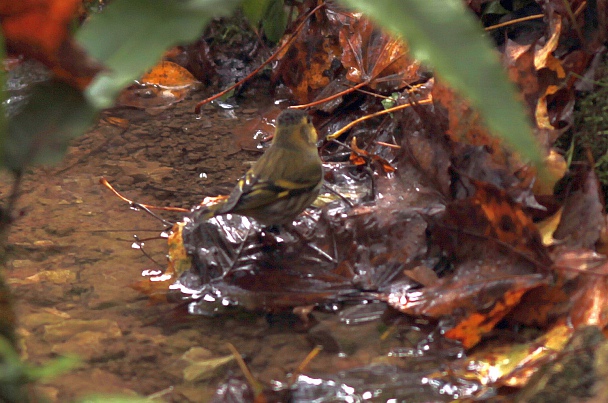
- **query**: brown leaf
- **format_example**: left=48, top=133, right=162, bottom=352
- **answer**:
left=386, top=260, right=549, bottom=348
left=504, top=39, right=539, bottom=113
left=432, top=81, right=517, bottom=168
left=349, top=136, right=395, bottom=173
left=272, top=5, right=346, bottom=104
left=231, top=108, right=281, bottom=151
left=339, top=17, right=420, bottom=91
left=431, top=179, right=552, bottom=267
left=554, top=164, right=605, bottom=248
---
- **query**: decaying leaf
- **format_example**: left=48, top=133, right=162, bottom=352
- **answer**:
left=339, top=17, right=421, bottom=91
left=272, top=4, right=346, bottom=104
left=431, top=179, right=552, bottom=266
left=117, top=60, right=201, bottom=110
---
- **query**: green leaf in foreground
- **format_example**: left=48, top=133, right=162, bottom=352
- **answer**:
left=339, top=0, right=543, bottom=168
left=0, top=335, right=79, bottom=402
left=77, top=0, right=241, bottom=109
left=5, top=81, right=97, bottom=171
left=262, top=0, right=287, bottom=43
left=242, top=0, right=273, bottom=26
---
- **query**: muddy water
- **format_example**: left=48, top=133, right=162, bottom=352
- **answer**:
left=3, top=95, right=387, bottom=402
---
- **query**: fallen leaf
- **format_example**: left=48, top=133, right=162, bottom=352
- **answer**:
left=117, top=60, right=201, bottom=109
left=339, top=17, right=421, bottom=91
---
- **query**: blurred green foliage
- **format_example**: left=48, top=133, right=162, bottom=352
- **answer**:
left=0, top=335, right=79, bottom=403
left=242, top=0, right=287, bottom=42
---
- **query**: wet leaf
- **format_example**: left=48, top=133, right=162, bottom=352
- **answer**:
left=452, top=321, right=573, bottom=388
left=291, top=364, right=477, bottom=401
left=131, top=222, right=190, bottom=302
left=387, top=267, right=549, bottom=348
left=349, top=137, right=395, bottom=173
left=339, top=0, right=544, bottom=169
left=154, top=162, right=431, bottom=313
left=183, top=354, right=235, bottom=382
left=117, top=60, right=201, bottom=110
left=231, top=108, right=280, bottom=151
left=339, top=17, right=421, bottom=91
left=77, top=0, right=241, bottom=109
left=431, top=180, right=552, bottom=266
left=273, top=5, right=345, bottom=103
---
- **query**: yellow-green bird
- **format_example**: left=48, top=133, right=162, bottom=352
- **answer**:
left=201, top=109, right=323, bottom=226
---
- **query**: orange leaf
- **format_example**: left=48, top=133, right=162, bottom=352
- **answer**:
left=132, top=222, right=191, bottom=303
left=139, top=60, right=200, bottom=88
left=0, top=0, right=80, bottom=57
left=0, top=0, right=102, bottom=89
left=349, top=137, right=395, bottom=173
left=445, top=286, right=530, bottom=348
left=118, top=61, right=201, bottom=109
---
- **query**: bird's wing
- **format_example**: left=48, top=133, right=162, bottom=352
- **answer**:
left=216, top=147, right=322, bottom=215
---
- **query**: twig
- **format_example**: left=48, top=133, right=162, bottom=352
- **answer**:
left=484, top=14, right=544, bottom=31
left=326, top=98, right=432, bottom=140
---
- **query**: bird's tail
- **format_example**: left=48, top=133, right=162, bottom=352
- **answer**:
left=189, top=197, right=228, bottom=222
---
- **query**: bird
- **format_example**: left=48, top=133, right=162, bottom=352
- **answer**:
left=197, top=108, right=323, bottom=226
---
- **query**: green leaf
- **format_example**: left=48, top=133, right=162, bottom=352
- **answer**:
left=262, top=0, right=286, bottom=43
left=339, top=0, right=543, bottom=168
left=25, top=355, right=80, bottom=380
left=5, top=81, right=97, bottom=171
left=482, top=1, right=509, bottom=16
left=242, top=0, right=273, bottom=26
left=381, top=92, right=399, bottom=110
left=76, top=0, right=241, bottom=109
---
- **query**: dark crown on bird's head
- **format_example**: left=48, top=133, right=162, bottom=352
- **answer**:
left=276, top=109, right=310, bottom=126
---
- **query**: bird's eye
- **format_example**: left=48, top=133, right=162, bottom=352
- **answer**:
left=306, top=116, right=312, bottom=124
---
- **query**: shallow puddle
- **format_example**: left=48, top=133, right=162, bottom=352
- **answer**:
left=3, top=95, right=339, bottom=401
left=2, top=89, right=469, bottom=402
